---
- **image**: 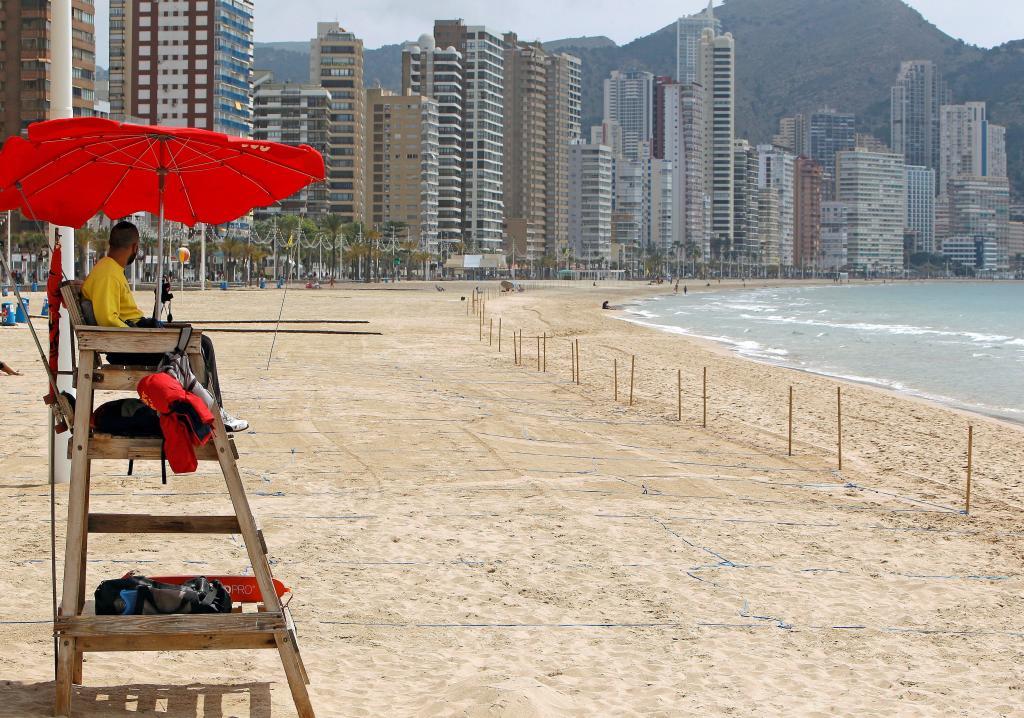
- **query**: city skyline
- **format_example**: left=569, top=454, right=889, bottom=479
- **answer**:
left=89, top=0, right=1023, bottom=66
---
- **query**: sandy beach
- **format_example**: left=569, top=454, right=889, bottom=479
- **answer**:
left=1, top=279, right=1022, bottom=717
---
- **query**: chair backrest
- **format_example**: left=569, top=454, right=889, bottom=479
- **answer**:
left=60, top=281, right=87, bottom=330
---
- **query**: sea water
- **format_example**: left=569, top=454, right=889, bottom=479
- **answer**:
left=623, top=282, right=1024, bottom=422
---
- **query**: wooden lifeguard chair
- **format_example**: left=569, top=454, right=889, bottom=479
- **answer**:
left=53, top=282, right=314, bottom=717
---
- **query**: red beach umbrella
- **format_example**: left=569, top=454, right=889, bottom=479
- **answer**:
left=0, top=117, right=324, bottom=317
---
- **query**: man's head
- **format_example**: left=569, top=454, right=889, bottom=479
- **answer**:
left=108, top=220, right=141, bottom=268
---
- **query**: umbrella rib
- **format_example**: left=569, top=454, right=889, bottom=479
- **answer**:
left=164, top=135, right=323, bottom=180
left=11, top=136, right=154, bottom=195
left=94, top=139, right=160, bottom=219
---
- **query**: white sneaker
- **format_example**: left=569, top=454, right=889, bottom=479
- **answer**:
left=220, top=409, right=249, bottom=433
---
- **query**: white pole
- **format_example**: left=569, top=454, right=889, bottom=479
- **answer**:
left=152, top=175, right=166, bottom=319
left=200, top=223, right=207, bottom=290
left=50, top=0, right=74, bottom=485
left=5, top=210, right=10, bottom=271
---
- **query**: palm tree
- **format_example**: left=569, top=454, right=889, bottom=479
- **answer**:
left=319, top=214, right=345, bottom=279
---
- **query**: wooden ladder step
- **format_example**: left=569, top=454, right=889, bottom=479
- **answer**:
left=71, top=434, right=237, bottom=461
left=56, top=612, right=286, bottom=653
left=56, top=611, right=286, bottom=637
left=87, top=513, right=242, bottom=534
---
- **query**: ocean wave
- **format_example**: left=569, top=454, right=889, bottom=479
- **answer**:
left=744, top=314, right=1019, bottom=344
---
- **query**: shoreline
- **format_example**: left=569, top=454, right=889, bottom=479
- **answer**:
left=610, top=282, right=1024, bottom=433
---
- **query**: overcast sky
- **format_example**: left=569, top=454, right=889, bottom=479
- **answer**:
left=91, top=1, right=1022, bottom=66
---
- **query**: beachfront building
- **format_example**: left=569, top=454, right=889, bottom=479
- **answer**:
left=676, top=1, right=721, bottom=85
left=794, top=157, right=823, bottom=270
left=252, top=76, right=331, bottom=217
left=1008, top=221, right=1024, bottom=270
left=732, top=140, right=760, bottom=262
left=434, top=20, right=505, bottom=253
left=364, top=88, right=440, bottom=257
left=891, top=60, right=949, bottom=174
left=947, top=175, right=1010, bottom=269
left=808, top=108, right=856, bottom=200
left=502, top=34, right=548, bottom=266
left=403, top=34, right=463, bottom=249
left=544, top=52, right=583, bottom=261
left=904, top=165, right=936, bottom=253
left=645, top=157, right=675, bottom=257
left=108, top=0, right=253, bottom=135
left=568, top=141, right=613, bottom=266
left=2, top=0, right=96, bottom=138
left=820, top=201, right=849, bottom=270
left=836, top=149, right=907, bottom=272
left=613, top=159, right=644, bottom=268
left=942, top=237, right=998, bottom=272
left=661, top=82, right=707, bottom=260
left=311, top=23, right=365, bottom=224
left=501, top=35, right=582, bottom=269
left=758, top=144, right=796, bottom=267
left=938, top=101, right=1007, bottom=196
left=602, top=69, right=655, bottom=162
left=697, top=27, right=735, bottom=261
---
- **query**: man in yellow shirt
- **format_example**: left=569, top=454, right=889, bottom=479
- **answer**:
left=83, top=221, right=248, bottom=431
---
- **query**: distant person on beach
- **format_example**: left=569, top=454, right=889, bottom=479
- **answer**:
left=0, top=359, right=21, bottom=376
left=602, top=300, right=610, bottom=309
left=82, top=221, right=249, bottom=432
left=683, top=285, right=687, bottom=295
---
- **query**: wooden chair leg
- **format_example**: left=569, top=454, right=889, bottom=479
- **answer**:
left=211, top=414, right=316, bottom=716
left=56, top=351, right=97, bottom=716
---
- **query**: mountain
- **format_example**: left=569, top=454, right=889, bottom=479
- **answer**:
left=255, top=41, right=403, bottom=90
left=254, top=0, right=1023, bottom=195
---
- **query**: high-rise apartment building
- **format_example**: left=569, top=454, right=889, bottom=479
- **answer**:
left=602, top=69, right=654, bottom=161
left=311, top=22, right=364, bottom=223
left=502, top=34, right=547, bottom=265
left=403, top=34, right=463, bottom=246
left=434, top=20, right=505, bottom=252
left=568, top=140, right=613, bottom=266
left=891, top=60, right=949, bottom=174
left=794, top=157, right=823, bottom=268
left=613, top=160, right=644, bottom=263
left=662, top=82, right=706, bottom=257
left=109, top=0, right=253, bottom=135
left=1, top=0, right=97, bottom=140
left=676, top=1, right=720, bottom=85
left=253, top=76, right=331, bottom=216
left=758, top=144, right=795, bottom=267
left=948, top=175, right=1010, bottom=268
left=820, top=201, right=849, bottom=270
left=364, top=88, right=440, bottom=256
left=697, top=27, right=735, bottom=260
left=808, top=108, right=856, bottom=199
left=544, top=52, right=582, bottom=260
left=652, top=76, right=677, bottom=161
left=938, top=101, right=1007, bottom=195
left=904, top=165, right=935, bottom=253
left=645, top=157, right=674, bottom=256
left=732, top=140, right=760, bottom=261
left=772, top=114, right=808, bottom=156
left=836, top=149, right=907, bottom=271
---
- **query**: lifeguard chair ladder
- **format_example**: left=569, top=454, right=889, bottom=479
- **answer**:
left=53, top=282, right=314, bottom=717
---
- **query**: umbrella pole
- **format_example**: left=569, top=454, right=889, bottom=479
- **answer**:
left=201, top=223, right=207, bottom=291
left=153, top=172, right=166, bottom=319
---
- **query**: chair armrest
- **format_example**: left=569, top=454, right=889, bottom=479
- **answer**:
left=74, top=326, right=204, bottom=354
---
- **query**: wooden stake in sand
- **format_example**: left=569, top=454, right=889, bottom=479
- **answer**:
left=788, top=386, right=794, bottom=457
left=837, top=386, right=843, bottom=471
left=575, top=339, right=581, bottom=385
left=965, top=424, right=974, bottom=515
left=614, top=358, right=618, bottom=402
left=629, top=355, right=635, bottom=406
left=489, top=318, right=493, bottom=346
left=513, top=329, right=519, bottom=365
left=677, top=369, right=682, bottom=422
left=702, top=366, right=708, bottom=428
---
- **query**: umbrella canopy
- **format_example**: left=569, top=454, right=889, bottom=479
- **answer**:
left=0, top=118, right=325, bottom=227
left=0, top=117, right=324, bottom=318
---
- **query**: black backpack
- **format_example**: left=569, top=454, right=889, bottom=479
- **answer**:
left=95, top=574, right=232, bottom=615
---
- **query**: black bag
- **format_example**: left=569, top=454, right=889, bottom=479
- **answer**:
left=91, top=399, right=162, bottom=437
left=95, top=574, right=232, bottom=615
